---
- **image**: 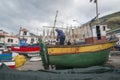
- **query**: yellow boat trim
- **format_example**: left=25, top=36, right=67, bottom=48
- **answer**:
left=47, top=42, right=115, bottom=55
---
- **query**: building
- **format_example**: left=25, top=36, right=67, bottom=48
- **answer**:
left=83, top=24, right=107, bottom=44
left=18, top=27, right=39, bottom=44
left=107, top=28, right=120, bottom=45
left=65, top=24, right=108, bottom=44
left=0, top=30, right=19, bottom=49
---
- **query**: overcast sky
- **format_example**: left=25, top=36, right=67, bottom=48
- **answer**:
left=0, top=0, right=120, bottom=35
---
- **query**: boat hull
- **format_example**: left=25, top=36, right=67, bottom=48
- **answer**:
left=39, top=39, right=117, bottom=69
left=49, top=49, right=110, bottom=68
left=11, top=46, right=40, bottom=54
left=0, top=61, right=15, bottom=69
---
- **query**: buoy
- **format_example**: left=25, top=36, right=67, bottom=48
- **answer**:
left=14, top=55, right=26, bottom=68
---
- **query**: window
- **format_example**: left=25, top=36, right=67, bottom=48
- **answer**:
left=8, top=39, right=13, bottom=43
left=23, top=31, right=27, bottom=35
left=96, top=26, right=101, bottom=40
left=31, top=38, right=34, bottom=44
left=103, top=26, right=106, bottom=31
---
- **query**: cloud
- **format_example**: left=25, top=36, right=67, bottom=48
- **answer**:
left=0, top=0, right=119, bottom=35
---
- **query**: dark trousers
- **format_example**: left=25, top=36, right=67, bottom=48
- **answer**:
left=60, top=36, right=65, bottom=45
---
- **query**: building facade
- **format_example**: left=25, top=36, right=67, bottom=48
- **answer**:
left=0, top=30, right=19, bottom=48
left=19, top=27, right=39, bottom=45
left=83, top=25, right=107, bottom=44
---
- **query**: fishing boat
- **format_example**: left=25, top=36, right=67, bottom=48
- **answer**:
left=40, top=38, right=118, bottom=69
left=11, top=45, right=40, bottom=54
left=0, top=61, right=15, bottom=69
left=11, top=39, right=40, bottom=57
left=39, top=1, right=118, bottom=69
left=0, top=50, right=26, bottom=69
left=39, top=24, right=118, bottom=69
left=11, top=44, right=40, bottom=57
left=11, top=26, right=41, bottom=57
left=0, top=51, right=15, bottom=69
left=40, top=39, right=117, bottom=69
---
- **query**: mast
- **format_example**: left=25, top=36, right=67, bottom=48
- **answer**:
left=52, top=10, right=58, bottom=39
left=90, top=0, right=99, bottom=23
left=95, top=0, right=99, bottom=23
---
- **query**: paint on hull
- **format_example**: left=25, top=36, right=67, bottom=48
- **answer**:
left=39, top=39, right=117, bottom=68
left=49, top=49, right=110, bottom=68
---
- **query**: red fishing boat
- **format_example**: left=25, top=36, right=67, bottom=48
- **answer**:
left=11, top=45, right=40, bottom=54
left=11, top=38, right=40, bottom=57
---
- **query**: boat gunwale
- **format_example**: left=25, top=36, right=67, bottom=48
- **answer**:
left=46, top=39, right=118, bottom=48
left=47, top=47, right=111, bottom=56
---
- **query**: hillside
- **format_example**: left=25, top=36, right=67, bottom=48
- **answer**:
left=90, top=11, right=120, bottom=30
left=90, top=12, right=120, bottom=30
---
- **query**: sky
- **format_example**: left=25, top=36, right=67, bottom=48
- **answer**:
left=0, top=0, right=120, bottom=35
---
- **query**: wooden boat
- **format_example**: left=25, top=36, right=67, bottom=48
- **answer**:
left=39, top=24, right=118, bottom=69
left=0, top=53, right=15, bottom=69
left=39, top=3, right=118, bottom=69
left=11, top=38, right=40, bottom=55
left=0, top=61, right=15, bottom=69
left=11, top=45, right=40, bottom=54
left=39, top=39, right=117, bottom=69
left=0, top=52, right=26, bottom=69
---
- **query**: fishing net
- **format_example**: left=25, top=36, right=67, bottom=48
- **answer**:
left=0, top=64, right=120, bottom=80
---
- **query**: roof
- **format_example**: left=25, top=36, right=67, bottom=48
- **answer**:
left=20, top=28, right=28, bottom=32
left=107, top=28, right=120, bottom=34
left=0, top=29, right=9, bottom=34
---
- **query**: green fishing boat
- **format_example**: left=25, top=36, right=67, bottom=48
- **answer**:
left=39, top=2, right=118, bottom=69
left=39, top=38, right=117, bottom=69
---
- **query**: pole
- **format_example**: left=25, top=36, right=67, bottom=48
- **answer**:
left=95, top=0, right=99, bottom=23
left=53, top=10, right=58, bottom=39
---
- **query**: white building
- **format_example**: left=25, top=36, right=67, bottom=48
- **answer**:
left=82, top=24, right=107, bottom=44
left=19, top=27, right=39, bottom=44
left=65, top=24, right=108, bottom=44
left=0, top=30, right=19, bottom=48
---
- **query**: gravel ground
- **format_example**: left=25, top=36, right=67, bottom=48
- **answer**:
left=18, top=51, right=120, bottom=71
left=108, top=56, right=120, bottom=68
left=18, top=60, right=44, bottom=70
left=107, top=51, right=120, bottom=68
